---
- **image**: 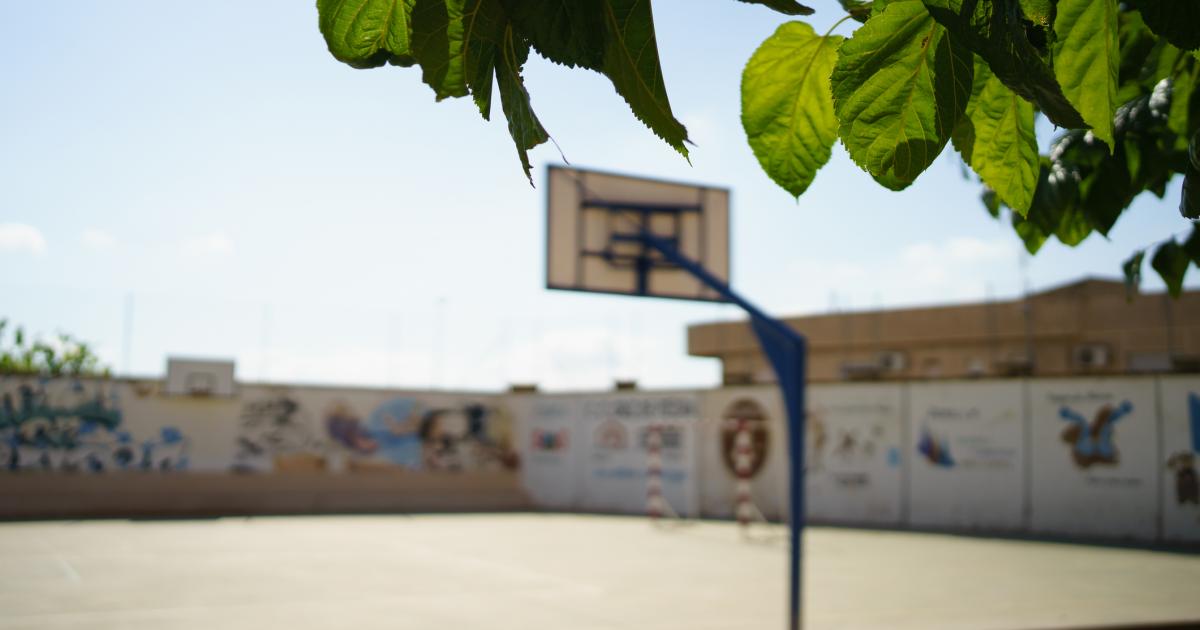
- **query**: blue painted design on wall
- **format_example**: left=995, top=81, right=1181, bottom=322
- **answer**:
left=1058, top=401, right=1132, bottom=468
left=917, top=427, right=955, bottom=468
left=0, top=379, right=189, bottom=472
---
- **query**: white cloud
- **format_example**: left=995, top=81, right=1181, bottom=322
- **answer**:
left=80, top=228, right=117, bottom=251
left=904, top=236, right=1015, bottom=265
left=182, top=233, right=235, bottom=257
left=0, top=223, right=47, bottom=256
left=783, top=235, right=1020, bottom=313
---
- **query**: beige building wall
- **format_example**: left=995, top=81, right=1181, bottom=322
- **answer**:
left=688, top=279, right=1200, bottom=384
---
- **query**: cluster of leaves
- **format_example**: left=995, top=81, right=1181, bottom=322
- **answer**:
left=741, top=0, right=1199, bottom=295
left=0, top=319, right=110, bottom=378
left=318, top=0, right=814, bottom=180
left=317, top=0, right=1199, bottom=293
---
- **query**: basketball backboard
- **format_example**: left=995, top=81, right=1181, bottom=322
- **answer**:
left=165, top=357, right=236, bottom=397
left=545, top=165, right=730, bottom=302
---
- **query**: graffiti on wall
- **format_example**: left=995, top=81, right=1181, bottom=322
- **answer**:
left=234, top=393, right=326, bottom=472
left=1, top=379, right=188, bottom=472
left=1058, top=401, right=1133, bottom=468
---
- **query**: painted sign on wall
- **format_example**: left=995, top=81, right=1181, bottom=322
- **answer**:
left=907, top=381, right=1024, bottom=531
left=574, top=393, right=698, bottom=515
left=806, top=384, right=903, bottom=525
left=1029, top=379, right=1158, bottom=540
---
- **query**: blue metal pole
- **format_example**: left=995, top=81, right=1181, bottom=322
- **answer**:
left=638, top=233, right=808, bottom=630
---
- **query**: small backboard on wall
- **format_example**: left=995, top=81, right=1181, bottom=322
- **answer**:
left=545, top=165, right=730, bottom=302
left=165, top=357, right=236, bottom=397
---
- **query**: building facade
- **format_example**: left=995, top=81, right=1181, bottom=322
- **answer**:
left=688, top=278, right=1200, bottom=384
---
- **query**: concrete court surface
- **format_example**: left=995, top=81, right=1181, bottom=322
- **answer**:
left=1, top=514, right=1198, bottom=630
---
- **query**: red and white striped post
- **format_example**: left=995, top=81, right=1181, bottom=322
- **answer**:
left=732, top=418, right=756, bottom=529
left=645, top=424, right=666, bottom=521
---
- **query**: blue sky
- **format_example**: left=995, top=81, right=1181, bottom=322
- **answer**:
left=1, top=1, right=1195, bottom=391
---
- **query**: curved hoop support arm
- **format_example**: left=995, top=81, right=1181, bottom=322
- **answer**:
left=638, top=232, right=808, bottom=630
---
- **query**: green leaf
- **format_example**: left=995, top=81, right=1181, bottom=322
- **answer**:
left=411, top=0, right=470, bottom=100
left=923, top=0, right=1086, bottom=129
left=1129, top=0, right=1200, bottom=52
left=503, top=0, right=606, bottom=70
left=495, top=26, right=550, bottom=183
left=598, top=0, right=690, bottom=156
left=831, top=1, right=973, bottom=190
left=1122, top=249, right=1145, bottom=300
left=1115, top=9, right=1157, bottom=105
left=953, top=56, right=1038, bottom=214
left=1167, top=62, right=1195, bottom=139
left=981, top=185, right=1001, bottom=217
left=1152, top=239, right=1190, bottom=297
left=742, top=22, right=843, bottom=197
left=1011, top=211, right=1047, bottom=253
left=318, top=0, right=418, bottom=68
left=1017, top=0, right=1051, bottom=26
left=838, top=0, right=873, bottom=22
left=1053, top=0, right=1119, bottom=150
left=463, top=0, right=507, bottom=119
left=502, top=1, right=688, bottom=155
left=1024, top=157, right=1094, bottom=246
left=1182, top=225, right=1200, bottom=265
left=1184, top=129, right=1200, bottom=219
left=737, top=0, right=815, bottom=16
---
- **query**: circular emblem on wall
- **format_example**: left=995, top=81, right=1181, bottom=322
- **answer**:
left=594, top=418, right=628, bottom=450
left=721, top=398, right=770, bottom=478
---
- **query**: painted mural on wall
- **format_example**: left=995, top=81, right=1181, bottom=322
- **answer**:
left=1, top=378, right=188, bottom=472
left=1161, top=379, right=1200, bottom=541
left=1057, top=401, right=1133, bottom=468
left=805, top=385, right=903, bottom=525
left=906, top=382, right=1024, bottom=530
left=325, top=398, right=518, bottom=472
left=234, top=391, right=517, bottom=473
left=1030, top=380, right=1157, bottom=540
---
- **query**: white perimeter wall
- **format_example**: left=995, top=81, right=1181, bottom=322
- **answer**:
left=514, top=376, right=1200, bottom=545
left=5, top=373, right=1197, bottom=544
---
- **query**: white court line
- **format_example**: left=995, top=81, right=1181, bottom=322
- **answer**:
left=36, top=533, right=82, bottom=583
left=55, top=554, right=82, bottom=583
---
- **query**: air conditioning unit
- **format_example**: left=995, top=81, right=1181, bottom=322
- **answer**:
left=994, top=356, right=1033, bottom=376
left=841, top=361, right=882, bottom=381
left=1073, top=344, right=1110, bottom=369
left=877, top=351, right=908, bottom=372
left=165, top=357, right=236, bottom=397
